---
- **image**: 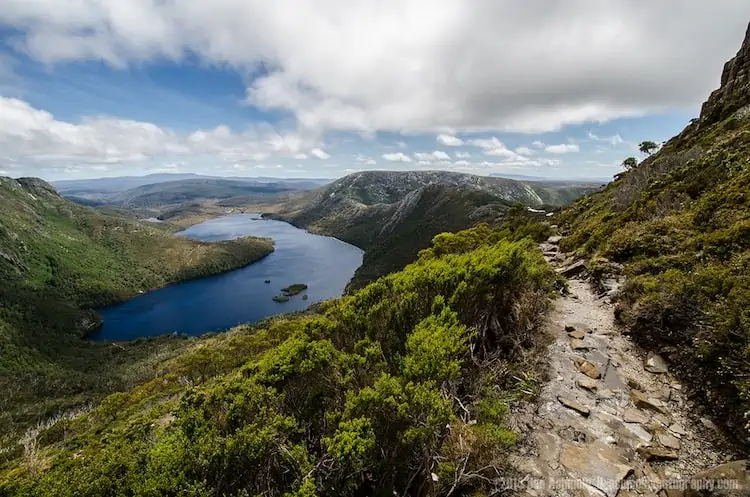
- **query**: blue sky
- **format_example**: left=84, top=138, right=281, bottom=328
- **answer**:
left=1, top=1, right=748, bottom=181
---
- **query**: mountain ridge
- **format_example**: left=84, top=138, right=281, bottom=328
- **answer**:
left=268, top=169, right=597, bottom=287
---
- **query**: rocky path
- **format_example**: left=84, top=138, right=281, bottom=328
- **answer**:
left=508, top=239, right=746, bottom=497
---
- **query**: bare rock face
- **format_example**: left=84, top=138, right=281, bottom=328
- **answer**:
left=700, top=23, right=750, bottom=125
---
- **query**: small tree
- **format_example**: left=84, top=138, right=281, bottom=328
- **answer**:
left=622, top=157, right=638, bottom=170
left=638, top=140, right=659, bottom=156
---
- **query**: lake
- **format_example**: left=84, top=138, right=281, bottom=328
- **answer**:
left=89, top=214, right=364, bottom=341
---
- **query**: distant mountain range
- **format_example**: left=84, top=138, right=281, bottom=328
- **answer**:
left=269, top=170, right=600, bottom=287
left=53, top=174, right=331, bottom=210
left=53, top=173, right=331, bottom=197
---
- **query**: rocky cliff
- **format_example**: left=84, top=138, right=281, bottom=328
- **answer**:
left=700, top=22, right=750, bottom=124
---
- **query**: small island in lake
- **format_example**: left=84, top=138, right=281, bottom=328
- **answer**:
left=264, top=279, right=271, bottom=284
left=271, top=283, right=309, bottom=303
left=281, top=283, right=308, bottom=296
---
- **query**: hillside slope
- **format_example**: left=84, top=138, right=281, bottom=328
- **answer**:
left=271, top=170, right=596, bottom=286
left=557, top=24, right=750, bottom=441
left=1, top=224, right=558, bottom=496
left=0, top=177, right=273, bottom=444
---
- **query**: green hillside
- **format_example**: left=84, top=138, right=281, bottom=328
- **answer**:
left=557, top=29, right=750, bottom=439
left=0, top=177, right=273, bottom=445
left=1, top=224, right=557, bottom=496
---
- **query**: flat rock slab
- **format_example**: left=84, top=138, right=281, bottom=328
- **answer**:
left=557, top=395, right=591, bottom=416
left=576, top=376, right=599, bottom=392
left=623, top=422, right=653, bottom=444
left=560, top=441, right=633, bottom=497
left=623, top=408, right=649, bottom=424
left=668, top=424, right=687, bottom=437
left=568, top=329, right=587, bottom=339
left=644, top=351, right=669, bottom=374
left=570, top=338, right=593, bottom=350
left=558, top=260, right=587, bottom=278
left=547, top=235, right=563, bottom=244
left=637, top=446, right=679, bottom=461
left=658, top=432, right=681, bottom=450
left=631, top=390, right=667, bottom=414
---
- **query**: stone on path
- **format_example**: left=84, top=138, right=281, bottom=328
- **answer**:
left=568, top=329, right=587, bottom=339
left=657, top=433, right=681, bottom=450
left=668, top=424, right=687, bottom=437
left=644, top=352, right=669, bottom=374
left=547, top=235, right=563, bottom=244
left=576, top=358, right=602, bottom=379
left=622, top=422, right=653, bottom=444
left=576, top=376, right=599, bottom=392
left=557, top=395, right=591, bottom=416
left=558, top=260, right=587, bottom=278
left=631, top=390, right=667, bottom=414
left=623, top=408, right=650, bottom=424
left=559, top=441, right=633, bottom=497
left=570, top=338, right=592, bottom=350
left=638, top=446, right=679, bottom=461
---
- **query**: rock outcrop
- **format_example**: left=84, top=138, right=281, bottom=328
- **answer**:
left=700, top=22, right=750, bottom=124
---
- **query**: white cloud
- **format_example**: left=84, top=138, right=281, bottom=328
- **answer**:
left=587, top=131, right=626, bottom=146
left=382, top=152, right=412, bottom=162
left=544, top=143, right=580, bottom=154
left=413, top=150, right=450, bottom=161
left=2, top=1, right=748, bottom=134
left=515, top=146, right=534, bottom=155
left=354, top=153, right=377, bottom=165
left=468, top=136, right=527, bottom=160
left=532, top=140, right=545, bottom=148
left=437, top=134, right=464, bottom=146
left=310, top=148, right=331, bottom=159
left=454, top=151, right=471, bottom=158
left=0, top=96, right=322, bottom=173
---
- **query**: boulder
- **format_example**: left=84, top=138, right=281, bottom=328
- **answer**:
left=547, top=235, right=563, bottom=244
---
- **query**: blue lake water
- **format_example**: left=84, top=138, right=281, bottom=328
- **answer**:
left=89, top=214, right=363, bottom=341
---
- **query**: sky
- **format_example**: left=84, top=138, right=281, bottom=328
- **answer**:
left=1, top=1, right=749, bottom=181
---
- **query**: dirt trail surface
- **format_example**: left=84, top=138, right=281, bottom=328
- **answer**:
left=508, top=238, right=746, bottom=497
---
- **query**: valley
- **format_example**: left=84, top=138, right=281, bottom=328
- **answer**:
left=1, top=12, right=750, bottom=497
